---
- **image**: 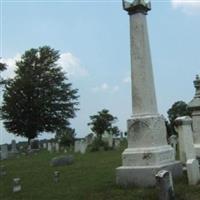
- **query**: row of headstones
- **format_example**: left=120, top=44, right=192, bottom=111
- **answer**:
left=74, top=133, right=121, bottom=154
left=0, top=140, right=18, bottom=160
left=168, top=116, right=200, bottom=185
left=45, top=142, right=60, bottom=153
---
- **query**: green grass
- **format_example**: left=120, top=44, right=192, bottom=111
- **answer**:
left=0, top=149, right=200, bottom=200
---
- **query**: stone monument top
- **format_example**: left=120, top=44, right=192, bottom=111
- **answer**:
left=188, top=74, right=200, bottom=111
left=122, top=0, right=151, bottom=14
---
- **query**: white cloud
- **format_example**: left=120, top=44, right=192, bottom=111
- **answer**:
left=1, top=54, right=21, bottom=79
left=58, top=53, right=88, bottom=78
left=171, top=0, right=200, bottom=14
left=1, top=52, right=88, bottom=79
left=123, top=76, right=131, bottom=83
left=92, top=83, right=119, bottom=93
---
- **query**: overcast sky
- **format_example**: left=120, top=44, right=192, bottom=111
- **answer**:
left=1, top=0, right=200, bottom=144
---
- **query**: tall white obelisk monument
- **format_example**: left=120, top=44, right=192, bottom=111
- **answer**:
left=116, top=0, right=182, bottom=187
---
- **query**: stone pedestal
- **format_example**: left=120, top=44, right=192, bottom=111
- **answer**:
left=116, top=0, right=182, bottom=187
left=188, top=75, right=200, bottom=157
left=116, top=115, right=182, bottom=187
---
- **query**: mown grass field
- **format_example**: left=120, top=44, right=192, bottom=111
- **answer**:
left=0, top=148, right=200, bottom=200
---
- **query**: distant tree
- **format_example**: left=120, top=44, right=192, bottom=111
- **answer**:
left=1, top=46, right=79, bottom=143
left=110, top=126, right=121, bottom=137
left=88, top=109, right=119, bottom=140
left=167, top=101, right=191, bottom=136
left=56, top=126, right=76, bottom=147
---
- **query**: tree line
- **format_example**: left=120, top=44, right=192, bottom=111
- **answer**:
left=0, top=46, right=191, bottom=145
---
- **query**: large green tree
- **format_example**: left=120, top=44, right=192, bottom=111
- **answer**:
left=167, top=101, right=191, bottom=136
left=88, top=109, right=119, bottom=140
left=1, top=46, right=79, bottom=143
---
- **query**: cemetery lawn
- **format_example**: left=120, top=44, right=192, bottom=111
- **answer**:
left=1, top=149, right=200, bottom=200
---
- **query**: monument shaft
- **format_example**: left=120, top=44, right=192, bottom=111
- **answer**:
left=130, top=12, right=158, bottom=116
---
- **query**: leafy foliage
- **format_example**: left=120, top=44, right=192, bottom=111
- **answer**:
left=56, top=127, right=76, bottom=147
left=88, top=109, right=119, bottom=140
left=167, top=101, right=191, bottom=136
left=1, top=46, right=79, bottom=142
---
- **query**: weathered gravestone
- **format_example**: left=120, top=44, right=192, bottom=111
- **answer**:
left=114, top=138, right=121, bottom=149
left=54, top=171, right=60, bottom=183
left=47, top=143, right=52, bottom=152
left=43, top=143, right=47, bottom=149
left=74, top=139, right=87, bottom=154
left=175, top=116, right=200, bottom=185
left=50, top=155, right=74, bottom=167
left=1, top=144, right=8, bottom=160
left=156, top=170, right=175, bottom=200
left=13, top=178, right=21, bottom=192
left=55, top=143, right=59, bottom=152
left=11, top=140, right=18, bottom=154
left=0, top=165, right=6, bottom=176
left=168, top=135, right=178, bottom=157
left=102, top=132, right=113, bottom=148
left=116, top=0, right=182, bottom=187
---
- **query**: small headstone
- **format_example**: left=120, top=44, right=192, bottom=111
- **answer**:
left=13, top=178, right=21, bottom=192
left=11, top=140, right=18, bottom=154
left=1, top=144, right=8, bottom=160
left=47, top=143, right=52, bottom=152
left=80, top=140, right=87, bottom=154
left=54, top=171, right=60, bottom=183
left=156, top=170, right=175, bottom=200
left=55, top=143, right=59, bottom=152
left=186, top=159, right=200, bottom=185
left=114, top=138, right=121, bottom=148
left=168, top=135, right=178, bottom=157
left=0, top=165, right=6, bottom=176
left=50, top=155, right=74, bottom=167
left=43, top=143, right=47, bottom=149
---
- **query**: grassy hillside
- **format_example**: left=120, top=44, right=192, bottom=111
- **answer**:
left=0, top=149, right=200, bottom=200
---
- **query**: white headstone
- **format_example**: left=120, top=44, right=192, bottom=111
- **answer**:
left=1, top=144, right=8, bottom=160
left=75, top=140, right=87, bottom=154
left=55, top=143, right=59, bottom=152
left=43, top=143, right=47, bottom=149
left=80, top=140, right=87, bottom=154
left=13, top=178, right=21, bottom=192
left=11, top=140, right=18, bottom=153
left=74, top=140, right=81, bottom=153
left=168, top=135, right=178, bottom=157
left=47, top=143, right=52, bottom=152
left=175, top=116, right=200, bottom=185
left=186, top=159, right=200, bottom=185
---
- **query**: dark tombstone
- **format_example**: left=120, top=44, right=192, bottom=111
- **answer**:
left=50, top=155, right=74, bottom=167
left=156, top=170, right=175, bottom=200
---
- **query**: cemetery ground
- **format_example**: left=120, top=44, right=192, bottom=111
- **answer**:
left=0, top=147, right=200, bottom=200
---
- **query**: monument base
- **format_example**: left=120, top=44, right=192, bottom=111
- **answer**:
left=116, top=161, right=182, bottom=187
left=116, top=115, right=183, bottom=187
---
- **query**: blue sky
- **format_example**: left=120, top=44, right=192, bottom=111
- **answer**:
left=1, top=0, right=200, bottom=144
